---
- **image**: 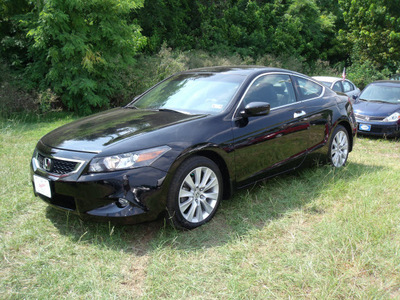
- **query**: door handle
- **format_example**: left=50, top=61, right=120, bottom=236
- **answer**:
left=293, top=110, right=306, bottom=118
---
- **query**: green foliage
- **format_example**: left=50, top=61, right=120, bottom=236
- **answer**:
left=133, top=0, right=194, bottom=53
left=25, top=0, right=146, bottom=114
left=135, top=0, right=337, bottom=63
left=35, top=89, right=59, bottom=113
left=3, top=0, right=400, bottom=115
left=0, top=48, right=337, bottom=115
left=0, top=60, right=37, bottom=118
left=0, top=0, right=36, bottom=68
left=316, top=0, right=349, bottom=63
left=339, top=0, right=400, bottom=72
left=346, top=60, right=391, bottom=89
left=194, top=0, right=330, bottom=60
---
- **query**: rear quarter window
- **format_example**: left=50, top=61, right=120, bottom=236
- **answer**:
left=332, top=81, right=343, bottom=92
left=343, top=81, right=354, bottom=92
left=293, top=76, right=323, bottom=101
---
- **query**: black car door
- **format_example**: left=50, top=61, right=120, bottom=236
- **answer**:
left=291, top=75, right=334, bottom=152
left=232, top=73, right=312, bottom=187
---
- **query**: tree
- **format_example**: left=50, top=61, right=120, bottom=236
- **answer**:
left=339, top=0, right=400, bottom=72
left=132, top=0, right=194, bottom=52
left=273, top=0, right=329, bottom=61
left=134, top=0, right=335, bottom=62
left=26, top=0, right=146, bottom=113
left=0, top=0, right=36, bottom=67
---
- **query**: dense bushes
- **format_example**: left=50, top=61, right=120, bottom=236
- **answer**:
left=25, top=0, right=146, bottom=114
left=1, top=0, right=399, bottom=115
left=1, top=46, right=340, bottom=117
left=1, top=0, right=146, bottom=115
left=135, top=0, right=337, bottom=62
left=339, top=0, right=400, bottom=71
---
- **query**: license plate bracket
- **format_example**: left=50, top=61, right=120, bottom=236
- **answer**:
left=33, top=175, right=52, bottom=198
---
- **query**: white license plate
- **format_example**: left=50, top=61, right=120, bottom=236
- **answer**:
left=359, top=123, right=371, bottom=132
left=33, top=175, right=52, bottom=198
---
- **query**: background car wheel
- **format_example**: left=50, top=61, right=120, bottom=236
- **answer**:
left=328, top=125, right=349, bottom=167
left=167, top=156, right=223, bottom=230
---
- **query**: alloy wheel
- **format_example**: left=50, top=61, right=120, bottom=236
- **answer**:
left=331, top=130, right=349, bottom=167
left=178, top=166, right=219, bottom=223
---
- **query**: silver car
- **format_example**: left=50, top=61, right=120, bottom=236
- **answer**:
left=313, top=76, right=360, bottom=102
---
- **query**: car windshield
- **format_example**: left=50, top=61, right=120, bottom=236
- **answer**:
left=129, top=73, right=245, bottom=114
left=360, top=84, right=400, bottom=104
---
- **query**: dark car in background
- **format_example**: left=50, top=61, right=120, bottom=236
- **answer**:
left=353, top=81, right=400, bottom=137
left=31, top=66, right=356, bottom=229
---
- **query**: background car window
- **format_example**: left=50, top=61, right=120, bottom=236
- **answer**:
left=342, top=80, right=354, bottom=92
left=242, top=74, right=296, bottom=108
left=293, top=76, right=323, bottom=100
left=332, top=81, right=343, bottom=92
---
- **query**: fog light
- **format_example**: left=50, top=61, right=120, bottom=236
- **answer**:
left=117, top=198, right=129, bottom=208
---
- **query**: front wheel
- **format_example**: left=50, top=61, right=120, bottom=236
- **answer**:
left=328, top=125, right=349, bottom=168
left=167, top=156, right=223, bottom=230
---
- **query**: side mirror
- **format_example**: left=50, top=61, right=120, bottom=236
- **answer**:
left=241, top=102, right=270, bottom=117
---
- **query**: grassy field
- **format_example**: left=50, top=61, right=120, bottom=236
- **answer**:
left=1, top=114, right=399, bottom=299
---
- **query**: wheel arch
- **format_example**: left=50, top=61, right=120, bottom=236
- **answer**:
left=191, top=150, right=232, bottom=200
left=336, top=120, right=354, bottom=152
left=168, top=147, right=233, bottom=201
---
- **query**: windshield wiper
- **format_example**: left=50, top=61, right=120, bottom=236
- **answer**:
left=368, top=100, right=391, bottom=104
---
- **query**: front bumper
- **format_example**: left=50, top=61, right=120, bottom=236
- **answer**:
left=31, top=144, right=169, bottom=224
left=356, top=120, right=400, bottom=137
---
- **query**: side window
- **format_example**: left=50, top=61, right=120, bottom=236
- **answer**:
left=242, top=74, right=296, bottom=109
left=293, top=76, right=323, bottom=101
left=332, top=81, right=343, bottom=92
left=343, top=80, right=354, bottom=92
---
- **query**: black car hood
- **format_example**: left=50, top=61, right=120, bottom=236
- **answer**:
left=353, top=100, right=400, bottom=117
left=41, top=108, right=206, bottom=153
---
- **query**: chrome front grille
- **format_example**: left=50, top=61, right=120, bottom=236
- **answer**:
left=37, top=153, right=80, bottom=175
left=354, top=113, right=385, bottom=121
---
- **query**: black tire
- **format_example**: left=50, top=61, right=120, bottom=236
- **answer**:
left=328, top=125, right=349, bottom=167
left=167, top=156, right=223, bottom=230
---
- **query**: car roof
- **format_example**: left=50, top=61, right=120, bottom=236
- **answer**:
left=312, top=76, right=342, bottom=83
left=368, top=80, right=400, bottom=87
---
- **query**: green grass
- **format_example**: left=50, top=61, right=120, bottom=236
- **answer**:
left=1, top=114, right=399, bottom=299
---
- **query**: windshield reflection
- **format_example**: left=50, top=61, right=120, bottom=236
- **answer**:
left=130, top=73, right=245, bottom=115
left=360, top=85, right=400, bottom=104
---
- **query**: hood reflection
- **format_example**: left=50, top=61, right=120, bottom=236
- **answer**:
left=41, top=108, right=205, bottom=152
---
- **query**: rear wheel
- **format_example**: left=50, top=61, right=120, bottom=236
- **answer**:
left=328, top=125, right=349, bottom=167
left=167, top=156, right=222, bottom=230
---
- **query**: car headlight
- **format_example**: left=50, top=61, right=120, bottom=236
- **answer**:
left=88, top=146, right=171, bottom=173
left=383, top=112, right=400, bottom=122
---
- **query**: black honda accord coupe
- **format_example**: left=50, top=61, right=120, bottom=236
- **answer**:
left=31, top=66, right=356, bottom=229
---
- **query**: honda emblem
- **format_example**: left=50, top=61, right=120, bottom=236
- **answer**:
left=43, top=157, right=53, bottom=172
